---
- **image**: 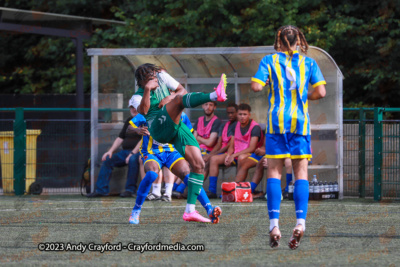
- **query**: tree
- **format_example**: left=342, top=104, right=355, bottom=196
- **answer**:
left=1, top=0, right=399, bottom=107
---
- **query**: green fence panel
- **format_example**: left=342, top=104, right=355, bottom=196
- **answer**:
left=13, top=107, right=26, bottom=195
left=373, top=108, right=383, bottom=201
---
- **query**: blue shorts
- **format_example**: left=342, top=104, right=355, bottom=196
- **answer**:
left=141, top=151, right=184, bottom=170
left=248, top=153, right=265, bottom=163
left=265, top=133, right=312, bottom=159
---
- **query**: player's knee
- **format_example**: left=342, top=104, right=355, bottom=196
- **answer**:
left=238, top=154, right=248, bottom=162
left=178, top=169, right=190, bottom=180
left=191, top=159, right=205, bottom=173
left=172, top=94, right=184, bottom=108
left=145, top=165, right=159, bottom=173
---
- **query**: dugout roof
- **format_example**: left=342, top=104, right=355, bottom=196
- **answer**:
left=87, top=46, right=344, bottom=197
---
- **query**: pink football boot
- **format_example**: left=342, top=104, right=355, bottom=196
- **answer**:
left=214, top=73, right=227, bottom=102
left=183, top=210, right=211, bottom=223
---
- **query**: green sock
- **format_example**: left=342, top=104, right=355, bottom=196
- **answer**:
left=182, top=93, right=212, bottom=108
left=187, top=172, right=204, bottom=205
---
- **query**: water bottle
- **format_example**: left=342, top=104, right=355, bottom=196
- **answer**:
left=314, top=182, right=320, bottom=200
left=312, top=175, right=318, bottom=183
left=312, top=182, right=316, bottom=200
left=319, top=182, right=324, bottom=193
left=329, top=182, right=333, bottom=193
left=324, top=181, right=329, bottom=194
left=333, top=181, right=339, bottom=199
left=288, top=182, right=294, bottom=200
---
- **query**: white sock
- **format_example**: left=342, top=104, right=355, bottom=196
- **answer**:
left=296, top=219, right=306, bottom=231
left=185, top=204, right=195, bottom=213
left=210, top=91, right=218, bottom=101
left=269, top=219, right=279, bottom=232
left=152, top=184, right=161, bottom=196
left=164, top=183, right=173, bottom=196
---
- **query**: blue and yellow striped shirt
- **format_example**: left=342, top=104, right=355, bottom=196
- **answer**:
left=252, top=50, right=326, bottom=136
left=130, top=112, right=193, bottom=155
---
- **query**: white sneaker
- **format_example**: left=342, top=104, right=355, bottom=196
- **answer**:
left=146, top=193, right=161, bottom=201
left=160, top=194, right=171, bottom=202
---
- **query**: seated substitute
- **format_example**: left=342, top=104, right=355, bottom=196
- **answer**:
left=207, top=103, right=264, bottom=198
left=202, top=102, right=238, bottom=179
left=87, top=100, right=146, bottom=198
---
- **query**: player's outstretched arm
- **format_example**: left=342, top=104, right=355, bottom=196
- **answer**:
left=307, top=84, right=326, bottom=100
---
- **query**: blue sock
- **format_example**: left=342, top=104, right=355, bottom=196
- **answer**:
left=294, top=180, right=309, bottom=220
left=176, top=183, right=186, bottom=194
left=173, top=183, right=179, bottom=191
left=267, top=178, right=282, bottom=220
left=133, top=171, right=158, bottom=211
left=250, top=182, right=258, bottom=193
left=183, top=174, right=212, bottom=214
left=209, top=176, right=218, bottom=194
left=285, top=173, right=293, bottom=192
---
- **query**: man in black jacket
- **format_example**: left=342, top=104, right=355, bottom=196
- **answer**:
left=87, top=100, right=148, bottom=198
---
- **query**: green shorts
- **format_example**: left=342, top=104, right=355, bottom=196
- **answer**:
left=149, top=105, right=199, bottom=157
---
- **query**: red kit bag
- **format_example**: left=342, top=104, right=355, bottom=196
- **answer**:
left=235, top=182, right=253, bottom=202
left=221, top=182, right=236, bottom=202
left=221, top=182, right=253, bottom=202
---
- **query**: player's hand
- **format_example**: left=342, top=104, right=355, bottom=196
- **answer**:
left=158, top=95, right=174, bottom=108
left=203, top=154, right=210, bottom=162
left=138, top=126, right=150, bottom=136
left=125, top=154, right=132, bottom=164
left=255, top=147, right=265, bottom=156
left=102, top=151, right=112, bottom=162
left=266, top=79, right=270, bottom=85
left=225, top=155, right=234, bottom=166
left=144, top=77, right=159, bottom=91
left=262, top=157, right=268, bottom=168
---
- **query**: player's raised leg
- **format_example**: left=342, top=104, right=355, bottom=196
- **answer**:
left=288, top=158, right=309, bottom=249
left=165, top=74, right=227, bottom=126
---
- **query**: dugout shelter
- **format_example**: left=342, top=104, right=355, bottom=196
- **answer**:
left=87, top=46, right=344, bottom=198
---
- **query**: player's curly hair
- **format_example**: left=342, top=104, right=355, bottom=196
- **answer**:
left=274, top=25, right=309, bottom=56
left=135, top=63, right=162, bottom=87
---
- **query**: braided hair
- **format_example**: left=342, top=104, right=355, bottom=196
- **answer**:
left=135, top=63, right=162, bottom=87
left=274, top=25, right=309, bottom=56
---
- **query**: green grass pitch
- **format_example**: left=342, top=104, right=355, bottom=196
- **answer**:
left=0, top=196, right=399, bottom=266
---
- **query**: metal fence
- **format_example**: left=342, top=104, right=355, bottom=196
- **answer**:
left=1, top=107, right=400, bottom=200
left=343, top=108, right=400, bottom=201
left=0, top=108, right=93, bottom=195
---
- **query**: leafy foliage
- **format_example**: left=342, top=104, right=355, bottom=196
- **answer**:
left=1, top=0, right=399, bottom=107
